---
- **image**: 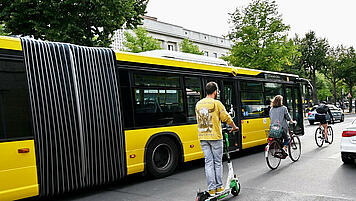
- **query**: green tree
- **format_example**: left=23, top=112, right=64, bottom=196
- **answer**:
left=123, top=27, right=161, bottom=53
left=0, top=0, right=148, bottom=47
left=316, top=72, right=332, bottom=101
left=179, top=38, right=203, bottom=55
left=224, top=0, right=296, bottom=71
left=320, top=46, right=344, bottom=105
left=339, top=46, right=356, bottom=113
left=294, top=31, right=329, bottom=104
left=0, top=24, right=7, bottom=35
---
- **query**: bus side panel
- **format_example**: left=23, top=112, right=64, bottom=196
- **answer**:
left=125, top=124, right=203, bottom=175
left=0, top=140, right=39, bottom=201
left=241, top=118, right=270, bottom=149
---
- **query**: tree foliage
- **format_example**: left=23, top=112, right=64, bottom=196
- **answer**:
left=123, top=27, right=161, bottom=53
left=179, top=38, right=203, bottom=55
left=0, top=0, right=148, bottom=47
left=316, top=72, right=332, bottom=102
left=294, top=31, right=329, bottom=104
left=320, top=46, right=344, bottom=105
left=224, top=0, right=296, bottom=71
left=0, top=24, right=7, bottom=35
left=338, top=46, right=356, bottom=112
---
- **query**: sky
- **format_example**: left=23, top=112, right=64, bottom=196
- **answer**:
left=146, top=0, right=356, bottom=48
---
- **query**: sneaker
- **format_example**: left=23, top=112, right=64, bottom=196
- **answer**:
left=216, top=186, right=225, bottom=194
left=208, top=189, right=216, bottom=196
left=282, top=147, right=288, bottom=156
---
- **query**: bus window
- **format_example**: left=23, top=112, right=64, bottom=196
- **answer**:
left=0, top=60, right=32, bottom=140
left=118, top=70, right=134, bottom=128
left=264, top=83, right=283, bottom=116
left=184, top=76, right=202, bottom=123
left=223, top=81, right=237, bottom=121
left=133, top=73, right=186, bottom=127
left=285, top=86, right=295, bottom=118
left=240, top=82, right=265, bottom=118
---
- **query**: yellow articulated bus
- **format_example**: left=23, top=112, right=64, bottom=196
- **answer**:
left=0, top=36, right=305, bottom=200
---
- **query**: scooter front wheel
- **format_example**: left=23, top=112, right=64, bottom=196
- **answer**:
left=231, top=182, right=241, bottom=196
left=195, top=191, right=209, bottom=201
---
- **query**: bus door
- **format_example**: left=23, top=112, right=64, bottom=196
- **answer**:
left=239, top=81, right=267, bottom=149
left=204, top=79, right=240, bottom=151
left=0, top=57, right=38, bottom=200
left=222, top=80, right=240, bottom=151
left=284, top=85, right=304, bottom=135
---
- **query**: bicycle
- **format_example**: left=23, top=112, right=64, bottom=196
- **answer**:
left=315, top=122, right=334, bottom=147
left=265, top=122, right=301, bottom=170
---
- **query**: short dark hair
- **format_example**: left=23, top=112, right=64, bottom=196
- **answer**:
left=206, top=82, right=218, bottom=95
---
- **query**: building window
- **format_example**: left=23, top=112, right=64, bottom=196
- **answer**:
left=204, top=51, right=208, bottom=56
left=168, top=44, right=174, bottom=51
left=213, top=53, right=218, bottom=58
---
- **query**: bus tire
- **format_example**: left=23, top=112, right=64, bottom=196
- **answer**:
left=146, top=136, right=179, bottom=178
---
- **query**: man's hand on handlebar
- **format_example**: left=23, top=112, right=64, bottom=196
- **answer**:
left=230, top=126, right=239, bottom=133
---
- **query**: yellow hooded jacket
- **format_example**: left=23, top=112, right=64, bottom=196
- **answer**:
left=195, top=98, right=233, bottom=140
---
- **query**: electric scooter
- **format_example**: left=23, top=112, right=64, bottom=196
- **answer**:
left=195, top=126, right=241, bottom=201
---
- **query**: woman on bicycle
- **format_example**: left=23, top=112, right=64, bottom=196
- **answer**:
left=269, top=95, right=296, bottom=155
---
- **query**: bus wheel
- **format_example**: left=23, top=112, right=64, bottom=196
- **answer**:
left=146, top=136, right=179, bottom=178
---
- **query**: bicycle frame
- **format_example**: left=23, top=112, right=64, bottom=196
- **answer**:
left=265, top=124, right=296, bottom=158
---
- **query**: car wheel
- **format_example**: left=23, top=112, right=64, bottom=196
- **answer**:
left=309, top=120, right=314, bottom=125
left=340, top=115, right=344, bottom=122
left=146, top=136, right=179, bottom=178
left=341, top=153, right=354, bottom=164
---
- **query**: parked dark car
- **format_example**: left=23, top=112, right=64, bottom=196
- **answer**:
left=307, top=104, right=344, bottom=125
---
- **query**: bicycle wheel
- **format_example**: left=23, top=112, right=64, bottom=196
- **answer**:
left=289, top=135, right=301, bottom=162
left=315, top=127, right=324, bottom=147
left=327, top=126, right=334, bottom=144
left=266, top=141, right=281, bottom=170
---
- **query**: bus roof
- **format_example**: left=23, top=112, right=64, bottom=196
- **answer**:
left=115, top=50, right=299, bottom=78
left=0, top=36, right=298, bottom=78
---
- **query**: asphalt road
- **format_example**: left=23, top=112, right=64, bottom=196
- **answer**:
left=40, top=114, right=356, bottom=201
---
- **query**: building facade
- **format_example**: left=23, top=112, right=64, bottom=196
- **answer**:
left=111, top=16, right=232, bottom=58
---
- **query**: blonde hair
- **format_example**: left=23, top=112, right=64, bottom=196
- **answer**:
left=271, top=95, right=283, bottom=108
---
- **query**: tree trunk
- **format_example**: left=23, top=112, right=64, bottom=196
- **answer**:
left=349, top=84, right=353, bottom=113
left=333, top=80, right=337, bottom=106
left=312, top=70, right=318, bottom=105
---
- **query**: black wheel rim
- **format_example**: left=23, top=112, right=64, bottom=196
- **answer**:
left=152, top=143, right=172, bottom=170
left=315, top=128, right=323, bottom=147
left=289, top=136, right=301, bottom=161
left=328, top=126, right=333, bottom=144
left=266, top=141, right=281, bottom=169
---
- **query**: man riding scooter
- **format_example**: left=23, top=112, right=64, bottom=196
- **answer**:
left=195, top=82, right=238, bottom=196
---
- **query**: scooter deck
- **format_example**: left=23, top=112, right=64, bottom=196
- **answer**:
left=206, top=190, right=231, bottom=201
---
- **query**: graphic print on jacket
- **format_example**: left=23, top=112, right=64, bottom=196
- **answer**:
left=197, top=104, right=215, bottom=133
